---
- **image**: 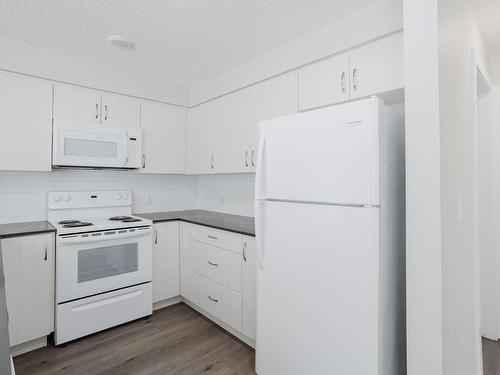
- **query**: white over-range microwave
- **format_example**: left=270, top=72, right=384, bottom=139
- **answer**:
left=52, top=120, right=142, bottom=169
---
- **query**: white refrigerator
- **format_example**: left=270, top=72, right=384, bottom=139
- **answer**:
left=254, top=97, right=405, bottom=375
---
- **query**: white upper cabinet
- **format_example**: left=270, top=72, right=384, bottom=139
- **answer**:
left=349, top=32, right=404, bottom=100
left=186, top=101, right=215, bottom=174
left=53, top=84, right=101, bottom=124
left=140, top=101, right=186, bottom=174
left=54, top=84, right=140, bottom=127
left=248, top=72, right=298, bottom=171
left=298, top=32, right=404, bottom=111
left=0, top=71, right=53, bottom=171
left=101, top=93, right=141, bottom=128
left=298, top=54, right=350, bottom=112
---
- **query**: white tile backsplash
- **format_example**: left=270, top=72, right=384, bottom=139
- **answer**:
left=0, top=171, right=255, bottom=224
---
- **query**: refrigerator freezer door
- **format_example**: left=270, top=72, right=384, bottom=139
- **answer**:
left=256, top=97, right=380, bottom=205
left=256, top=200, right=380, bottom=375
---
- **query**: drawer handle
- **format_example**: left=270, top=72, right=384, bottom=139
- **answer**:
left=208, top=295, right=219, bottom=303
left=208, top=261, right=219, bottom=267
left=207, top=235, right=218, bottom=240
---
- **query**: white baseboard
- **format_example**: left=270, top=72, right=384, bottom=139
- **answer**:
left=153, top=296, right=182, bottom=311
left=11, top=336, right=47, bottom=357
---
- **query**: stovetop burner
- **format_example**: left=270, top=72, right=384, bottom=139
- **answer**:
left=62, top=222, right=93, bottom=228
left=58, top=220, right=80, bottom=225
left=122, top=218, right=141, bottom=222
left=109, top=216, right=133, bottom=221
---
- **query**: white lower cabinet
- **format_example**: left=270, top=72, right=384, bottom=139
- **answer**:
left=179, top=222, right=256, bottom=344
left=1, top=233, right=55, bottom=347
left=152, top=222, right=180, bottom=303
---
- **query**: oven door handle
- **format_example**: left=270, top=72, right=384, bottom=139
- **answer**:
left=58, top=227, right=152, bottom=244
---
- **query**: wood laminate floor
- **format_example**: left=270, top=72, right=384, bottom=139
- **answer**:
left=483, top=337, right=500, bottom=375
left=13, top=303, right=256, bottom=375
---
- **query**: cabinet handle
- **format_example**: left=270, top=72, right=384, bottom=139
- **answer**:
left=154, top=228, right=158, bottom=244
left=243, top=241, right=247, bottom=262
left=43, top=243, right=48, bottom=261
left=104, top=104, right=108, bottom=120
left=352, top=68, right=358, bottom=91
left=341, top=71, right=346, bottom=94
left=208, top=295, right=219, bottom=303
left=211, top=155, right=214, bottom=170
left=95, top=103, right=99, bottom=119
left=245, top=151, right=249, bottom=167
left=142, top=154, right=146, bottom=169
left=208, top=261, right=219, bottom=267
left=251, top=150, right=255, bottom=167
left=207, top=235, right=218, bottom=240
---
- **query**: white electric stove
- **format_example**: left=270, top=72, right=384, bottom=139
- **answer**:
left=48, top=191, right=153, bottom=345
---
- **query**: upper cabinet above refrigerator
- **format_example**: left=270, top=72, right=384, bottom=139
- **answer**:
left=53, top=84, right=140, bottom=128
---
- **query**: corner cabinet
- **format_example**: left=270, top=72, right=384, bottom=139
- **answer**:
left=179, top=222, right=257, bottom=346
left=140, top=102, right=186, bottom=174
left=1, top=233, right=55, bottom=348
left=0, top=71, right=53, bottom=171
left=152, top=222, right=180, bottom=303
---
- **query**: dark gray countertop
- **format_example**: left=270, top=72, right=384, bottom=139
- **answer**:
left=0, top=221, right=56, bottom=239
left=137, top=210, right=255, bottom=237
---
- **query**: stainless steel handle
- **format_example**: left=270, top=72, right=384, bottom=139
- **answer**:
left=95, top=103, right=99, bottom=119
left=243, top=241, right=247, bottom=262
left=211, top=155, right=214, bottom=170
left=352, top=68, right=358, bottom=91
left=43, top=243, right=48, bottom=261
left=341, top=72, right=346, bottom=94
left=104, top=104, right=108, bottom=120
left=154, top=228, right=158, bottom=244
left=142, top=154, right=146, bottom=169
left=208, top=261, right=219, bottom=267
left=251, top=150, right=255, bottom=168
left=207, top=235, right=218, bottom=240
left=208, top=295, right=219, bottom=303
left=245, top=151, right=249, bottom=167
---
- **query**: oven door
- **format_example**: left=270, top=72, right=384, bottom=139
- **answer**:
left=53, top=121, right=128, bottom=168
left=56, top=227, right=152, bottom=303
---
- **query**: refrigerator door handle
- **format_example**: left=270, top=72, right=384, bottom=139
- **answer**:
left=255, top=199, right=265, bottom=270
left=254, top=129, right=267, bottom=200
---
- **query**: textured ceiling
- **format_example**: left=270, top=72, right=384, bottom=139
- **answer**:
left=470, top=0, right=500, bottom=53
left=0, top=0, right=373, bottom=86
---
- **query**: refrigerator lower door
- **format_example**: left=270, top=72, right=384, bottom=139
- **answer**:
left=256, top=200, right=380, bottom=375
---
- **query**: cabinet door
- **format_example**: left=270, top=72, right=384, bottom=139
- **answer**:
left=349, top=32, right=404, bottom=100
left=152, top=222, right=180, bottom=303
left=212, top=90, right=250, bottom=174
left=1, top=233, right=55, bottom=346
left=249, top=72, right=298, bottom=171
left=53, top=84, right=101, bottom=124
left=298, top=54, right=350, bottom=112
left=186, top=102, right=215, bottom=174
left=0, top=72, right=53, bottom=171
left=101, top=93, right=141, bottom=128
left=242, top=237, right=256, bottom=340
left=140, top=101, right=186, bottom=174
left=179, top=223, right=196, bottom=302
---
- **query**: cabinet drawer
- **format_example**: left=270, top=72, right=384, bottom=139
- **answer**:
left=196, top=273, right=242, bottom=332
left=191, top=225, right=242, bottom=253
left=191, top=240, right=242, bottom=292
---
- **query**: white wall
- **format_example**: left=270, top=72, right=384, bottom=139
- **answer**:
left=0, top=171, right=198, bottom=224
left=189, top=0, right=403, bottom=106
left=0, top=37, right=189, bottom=106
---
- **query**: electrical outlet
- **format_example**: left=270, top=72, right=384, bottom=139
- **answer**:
left=220, top=195, right=224, bottom=206
left=146, top=194, right=154, bottom=205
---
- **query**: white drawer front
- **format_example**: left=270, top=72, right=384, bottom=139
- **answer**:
left=191, top=225, right=242, bottom=253
left=55, top=283, right=152, bottom=345
left=191, top=240, right=242, bottom=292
left=196, top=274, right=242, bottom=332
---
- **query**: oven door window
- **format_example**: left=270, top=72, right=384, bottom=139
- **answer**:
left=78, top=243, right=138, bottom=283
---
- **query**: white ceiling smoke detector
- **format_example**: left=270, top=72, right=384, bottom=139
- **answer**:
left=107, top=35, right=134, bottom=49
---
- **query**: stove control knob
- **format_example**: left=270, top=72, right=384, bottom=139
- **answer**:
left=54, top=195, right=62, bottom=202
left=117, top=193, right=123, bottom=200
left=123, top=193, right=129, bottom=200
left=64, top=195, right=71, bottom=202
